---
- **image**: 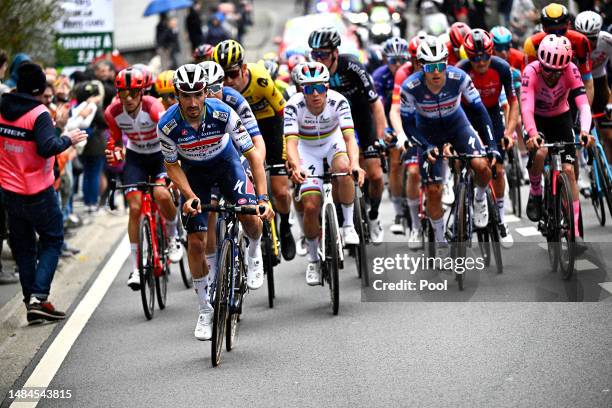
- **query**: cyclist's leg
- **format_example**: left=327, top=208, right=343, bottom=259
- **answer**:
left=405, top=146, right=422, bottom=233
left=148, top=153, right=177, bottom=235
left=358, top=119, right=384, bottom=219
left=329, top=135, right=356, bottom=239
left=388, top=145, right=404, bottom=223
left=488, top=108, right=508, bottom=225
left=421, top=153, right=445, bottom=243
left=205, top=186, right=220, bottom=286
left=297, top=143, right=324, bottom=262
left=123, top=151, right=146, bottom=280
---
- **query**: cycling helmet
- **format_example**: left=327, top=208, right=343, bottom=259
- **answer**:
left=308, top=26, right=342, bottom=49
left=574, top=11, right=603, bottom=38
left=490, top=26, right=513, bottom=45
left=213, top=40, right=245, bottom=69
left=408, top=36, right=422, bottom=58
left=132, top=64, right=153, bottom=89
left=463, top=29, right=494, bottom=57
left=449, top=22, right=470, bottom=48
left=284, top=47, right=307, bottom=61
left=198, top=61, right=225, bottom=85
left=538, top=34, right=573, bottom=70
left=294, top=61, right=330, bottom=85
left=383, top=37, right=409, bottom=58
left=262, top=51, right=279, bottom=63
left=173, top=64, right=207, bottom=94
left=155, top=70, right=175, bottom=94
left=115, top=68, right=146, bottom=90
left=541, top=3, right=569, bottom=31
left=366, top=44, right=384, bottom=70
left=263, top=59, right=280, bottom=79
left=287, top=54, right=307, bottom=73
left=291, top=62, right=304, bottom=85
left=193, top=43, right=214, bottom=62
left=417, top=35, right=448, bottom=63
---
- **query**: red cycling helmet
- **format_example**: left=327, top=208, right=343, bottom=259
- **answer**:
left=193, top=43, right=214, bottom=61
left=463, top=29, right=494, bottom=57
left=115, top=67, right=146, bottom=90
left=287, top=54, right=307, bottom=72
left=449, top=22, right=471, bottom=48
left=132, top=64, right=153, bottom=89
left=408, top=36, right=422, bottom=58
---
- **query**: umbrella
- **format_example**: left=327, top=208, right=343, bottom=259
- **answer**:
left=143, top=0, right=193, bottom=16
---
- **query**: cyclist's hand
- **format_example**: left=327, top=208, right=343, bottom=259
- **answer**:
left=290, top=166, right=306, bottom=184
left=425, top=146, right=439, bottom=163
left=183, top=197, right=201, bottom=216
left=258, top=201, right=275, bottom=220
left=384, top=127, right=397, bottom=144
left=502, top=133, right=514, bottom=150
left=580, top=131, right=595, bottom=148
left=66, top=129, right=88, bottom=146
left=526, top=136, right=541, bottom=151
left=486, top=148, right=500, bottom=167
left=352, top=165, right=366, bottom=187
left=105, top=147, right=124, bottom=163
left=442, top=143, right=454, bottom=158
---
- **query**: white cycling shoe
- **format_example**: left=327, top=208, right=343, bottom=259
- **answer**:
left=306, top=262, right=321, bottom=286
left=127, top=271, right=140, bottom=291
left=342, top=225, right=360, bottom=246
left=389, top=215, right=405, bottom=235
left=247, top=255, right=264, bottom=290
left=296, top=235, right=308, bottom=257
left=168, top=236, right=184, bottom=263
left=499, top=223, right=514, bottom=249
left=369, top=217, right=384, bottom=244
left=194, top=308, right=213, bottom=341
left=473, top=198, right=489, bottom=229
left=408, top=229, right=423, bottom=250
left=442, top=183, right=455, bottom=206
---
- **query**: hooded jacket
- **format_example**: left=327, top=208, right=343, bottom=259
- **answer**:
left=4, top=53, right=31, bottom=89
left=0, top=92, right=71, bottom=195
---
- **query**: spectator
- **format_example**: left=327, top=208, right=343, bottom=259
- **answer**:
left=4, top=53, right=31, bottom=89
left=0, top=62, right=87, bottom=323
left=0, top=50, right=9, bottom=95
left=93, top=60, right=117, bottom=108
left=468, top=0, right=488, bottom=29
left=498, top=0, right=513, bottom=25
left=156, top=13, right=181, bottom=69
left=509, top=0, right=538, bottom=47
left=186, top=2, right=204, bottom=52
left=203, top=12, right=232, bottom=46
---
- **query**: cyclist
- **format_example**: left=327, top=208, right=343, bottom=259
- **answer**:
left=523, top=3, right=594, bottom=103
left=308, top=26, right=387, bottom=244
left=284, top=62, right=365, bottom=285
left=104, top=67, right=182, bottom=290
left=400, top=36, right=498, bottom=245
left=490, top=26, right=526, bottom=72
left=155, top=70, right=176, bottom=109
left=521, top=35, right=594, bottom=245
left=193, top=43, right=214, bottom=64
left=213, top=40, right=296, bottom=261
left=283, top=53, right=307, bottom=100
left=262, top=58, right=290, bottom=95
left=132, top=64, right=154, bottom=95
left=373, top=37, right=411, bottom=234
left=157, top=64, right=274, bottom=340
left=457, top=29, right=519, bottom=248
left=198, top=60, right=265, bottom=287
left=574, top=11, right=612, bottom=163
left=447, top=22, right=471, bottom=66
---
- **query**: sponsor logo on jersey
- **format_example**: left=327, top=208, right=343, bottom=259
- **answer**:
left=407, top=79, right=420, bottom=89
left=212, top=110, right=229, bottom=121
left=226, top=95, right=238, bottom=105
left=257, top=78, right=268, bottom=88
left=238, top=198, right=247, bottom=205
left=161, top=119, right=177, bottom=135
left=448, top=71, right=461, bottom=80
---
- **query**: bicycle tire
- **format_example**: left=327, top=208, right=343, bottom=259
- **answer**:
left=138, top=216, right=155, bottom=320
left=477, top=229, right=491, bottom=267
left=227, top=237, right=245, bottom=351
left=486, top=189, right=503, bottom=274
left=262, top=221, right=275, bottom=308
left=353, top=194, right=369, bottom=286
left=176, top=216, right=192, bottom=288
left=423, top=218, right=436, bottom=258
left=155, top=215, right=168, bottom=310
left=590, top=170, right=606, bottom=226
left=557, top=172, right=575, bottom=280
left=455, top=183, right=467, bottom=290
left=212, top=239, right=230, bottom=367
left=510, top=144, right=523, bottom=218
left=325, top=204, right=340, bottom=315
left=595, top=147, right=612, bottom=222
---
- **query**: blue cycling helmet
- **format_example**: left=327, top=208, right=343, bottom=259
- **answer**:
left=382, top=37, right=409, bottom=58
left=490, top=26, right=513, bottom=45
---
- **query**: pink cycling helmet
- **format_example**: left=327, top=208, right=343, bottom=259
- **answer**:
left=538, top=34, right=573, bottom=70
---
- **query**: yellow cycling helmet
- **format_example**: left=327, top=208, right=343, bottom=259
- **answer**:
left=155, top=70, right=175, bottom=94
left=262, top=51, right=279, bottom=63
left=213, top=40, right=245, bottom=70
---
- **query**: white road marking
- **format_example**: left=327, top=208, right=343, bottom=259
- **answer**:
left=516, top=227, right=541, bottom=237
left=576, top=260, right=598, bottom=271
left=538, top=243, right=548, bottom=250
left=10, top=235, right=129, bottom=408
left=505, top=214, right=521, bottom=224
left=598, top=282, right=612, bottom=294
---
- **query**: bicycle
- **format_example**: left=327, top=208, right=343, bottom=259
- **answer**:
left=585, top=127, right=612, bottom=226
left=350, top=169, right=370, bottom=287
left=505, top=141, right=523, bottom=218
left=261, top=163, right=284, bottom=308
left=171, top=189, right=191, bottom=288
left=108, top=179, right=171, bottom=320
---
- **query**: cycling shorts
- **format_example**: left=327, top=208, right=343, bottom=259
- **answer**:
left=124, top=150, right=167, bottom=196
left=401, top=143, right=419, bottom=167
left=258, top=115, right=287, bottom=175
left=354, top=113, right=378, bottom=153
left=535, top=111, right=576, bottom=165
left=297, top=131, right=347, bottom=197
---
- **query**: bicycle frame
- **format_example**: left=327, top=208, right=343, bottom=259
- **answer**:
left=140, top=193, right=167, bottom=277
left=589, top=128, right=612, bottom=195
left=319, top=178, right=344, bottom=267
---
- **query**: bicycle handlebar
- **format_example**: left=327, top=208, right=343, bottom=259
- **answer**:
left=107, top=180, right=168, bottom=211
left=182, top=198, right=266, bottom=229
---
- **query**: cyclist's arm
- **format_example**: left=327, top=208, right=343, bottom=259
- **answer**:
left=283, top=104, right=300, bottom=171
left=520, top=66, right=538, bottom=139
left=370, top=98, right=388, bottom=139
left=389, top=104, right=407, bottom=144
left=337, top=97, right=359, bottom=167
left=584, top=77, right=594, bottom=106
left=460, top=76, right=496, bottom=149
left=500, top=62, right=519, bottom=138
left=568, top=65, right=592, bottom=133
left=157, top=127, right=197, bottom=200
left=264, top=75, right=286, bottom=116
left=577, top=36, right=594, bottom=105
left=104, top=105, right=123, bottom=145
left=355, top=62, right=387, bottom=137
left=399, top=90, right=431, bottom=150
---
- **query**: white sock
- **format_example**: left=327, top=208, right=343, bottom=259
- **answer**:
left=475, top=185, right=486, bottom=202
left=296, top=211, right=305, bottom=234
left=431, top=216, right=446, bottom=243
left=193, top=277, right=211, bottom=313
left=206, top=253, right=217, bottom=287
left=166, top=217, right=178, bottom=238
left=129, top=243, right=138, bottom=272
left=341, top=204, right=354, bottom=227
left=391, top=195, right=403, bottom=217
left=496, top=198, right=505, bottom=224
left=247, top=234, right=262, bottom=258
left=407, top=198, right=421, bottom=231
left=306, top=237, right=319, bottom=262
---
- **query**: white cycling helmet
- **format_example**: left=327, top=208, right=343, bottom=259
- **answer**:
left=574, top=11, right=603, bottom=38
left=198, top=61, right=225, bottom=85
left=294, top=61, right=330, bottom=85
left=416, top=35, right=448, bottom=64
left=173, top=64, right=207, bottom=94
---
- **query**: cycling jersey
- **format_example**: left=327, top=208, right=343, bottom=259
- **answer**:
left=591, top=31, right=612, bottom=79
left=372, top=65, right=395, bottom=115
left=274, top=79, right=290, bottom=95
left=456, top=56, right=516, bottom=109
left=524, top=30, right=593, bottom=80
left=391, top=62, right=415, bottom=106
left=446, top=42, right=461, bottom=66
left=104, top=95, right=165, bottom=155
left=506, top=47, right=526, bottom=72
left=239, top=62, right=285, bottom=120
left=399, top=65, right=495, bottom=151
left=329, top=54, right=379, bottom=149
left=520, top=61, right=591, bottom=138
left=219, top=86, right=261, bottom=138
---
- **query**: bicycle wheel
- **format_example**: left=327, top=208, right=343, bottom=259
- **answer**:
left=556, top=173, right=575, bottom=280
left=454, top=184, right=467, bottom=290
left=262, top=221, right=275, bottom=308
left=509, top=145, right=523, bottom=218
left=212, top=239, right=230, bottom=367
left=353, top=195, right=369, bottom=286
left=176, top=214, right=192, bottom=288
left=595, top=147, right=612, bottom=221
left=324, top=205, right=340, bottom=315
left=477, top=229, right=491, bottom=267
left=138, top=216, right=155, bottom=320
left=155, top=215, right=168, bottom=310
left=590, top=169, right=605, bottom=227
left=423, top=218, right=436, bottom=258
left=486, top=190, right=503, bottom=274
left=227, top=238, right=245, bottom=351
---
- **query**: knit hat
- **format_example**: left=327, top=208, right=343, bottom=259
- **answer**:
left=16, top=63, right=46, bottom=96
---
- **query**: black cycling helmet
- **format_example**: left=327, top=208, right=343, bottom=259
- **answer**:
left=308, top=27, right=341, bottom=49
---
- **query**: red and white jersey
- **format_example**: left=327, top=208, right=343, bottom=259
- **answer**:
left=104, top=96, right=165, bottom=155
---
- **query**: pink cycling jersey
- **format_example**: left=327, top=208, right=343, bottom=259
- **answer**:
left=520, top=61, right=591, bottom=138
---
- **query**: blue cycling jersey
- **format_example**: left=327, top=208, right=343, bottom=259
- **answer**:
left=220, top=86, right=262, bottom=138
left=399, top=65, right=496, bottom=153
left=157, top=98, right=254, bottom=166
left=372, top=65, right=394, bottom=115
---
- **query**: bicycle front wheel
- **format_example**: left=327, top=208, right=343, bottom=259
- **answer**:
left=212, top=239, right=230, bottom=367
left=262, top=220, right=275, bottom=309
left=138, top=216, right=155, bottom=320
left=557, top=172, right=575, bottom=280
left=353, top=193, right=368, bottom=286
left=155, top=215, right=168, bottom=310
left=176, top=214, right=192, bottom=288
left=227, top=237, right=245, bottom=351
left=595, top=147, right=612, bottom=221
left=454, top=183, right=467, bottom=290
left=486, top=189, right=503, bottom=274
left=324, top=205, right=340, bottom=315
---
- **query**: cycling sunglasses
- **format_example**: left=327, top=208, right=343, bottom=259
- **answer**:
left=118, top=89, right=142, bottom=99
left=541, top=65, right=563, bottom=76
left=311, top=50, right=333, bottom=60
left=388, top=56, right=407, bottom=65
left=206, top=82, right=224, bottom=93
left=422, top=62, right=447, bottom=73
left=225, top=69, right=242, bottom=79
left=469, top=53, right=491, bottom=63
left=494, top=44, right=511, bottom=52
left=303, top=83, right=328, bottom=95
